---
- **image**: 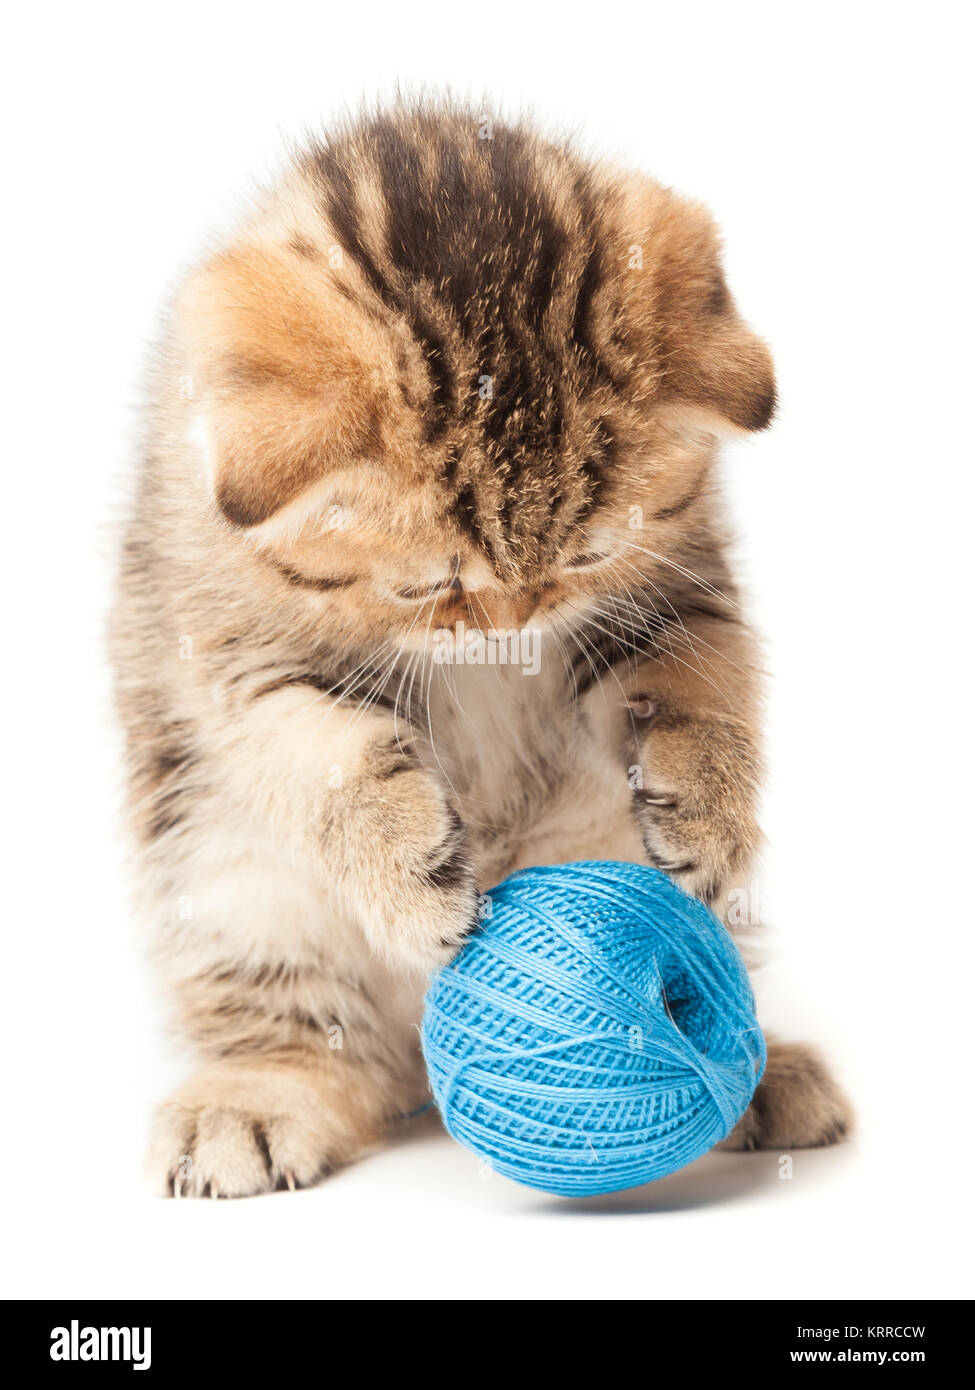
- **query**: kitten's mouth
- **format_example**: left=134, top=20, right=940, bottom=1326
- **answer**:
left=424, top=619, right=546, bottom=677
left=395, top=605, right=554, bottom=674
left=405, top=613, right=550, bottom=648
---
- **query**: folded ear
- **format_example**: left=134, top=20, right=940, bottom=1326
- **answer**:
left=178, top=245, right=395, bottom=527
left=620, top=183, right=776, bottom=434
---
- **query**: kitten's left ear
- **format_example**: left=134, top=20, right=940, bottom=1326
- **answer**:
left=621, top=183, right=776, bottom=435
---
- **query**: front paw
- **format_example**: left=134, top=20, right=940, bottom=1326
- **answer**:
left=147, top=1062, right=351, bottom=1199
left=627, top=695, right=761, bottom=902
left=345, top=750, right=478, bottom=972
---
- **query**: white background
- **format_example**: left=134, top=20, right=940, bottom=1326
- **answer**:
left=3, top=0, right=972, bottom=1300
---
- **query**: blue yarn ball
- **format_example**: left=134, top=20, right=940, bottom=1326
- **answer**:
left=421, top=861, right=765, bottom=1197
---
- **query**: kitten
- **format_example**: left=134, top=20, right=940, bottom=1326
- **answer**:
left=112, top=100, right=850, bottom=1198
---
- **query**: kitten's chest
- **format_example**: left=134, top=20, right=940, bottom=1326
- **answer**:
left=426, top=653, right=576, bottom=810
left=422, top=642, right=644, bottom=884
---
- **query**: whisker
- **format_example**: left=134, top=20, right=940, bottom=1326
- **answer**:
left=612, top=559, right=743, bottom=674
left=559, top=600, right=645, bottom=724
left=419, top=596, right=471, bottom=811
left=590, top=598, right=735, bottom=709
left=618, top=538, right=738, bottom=610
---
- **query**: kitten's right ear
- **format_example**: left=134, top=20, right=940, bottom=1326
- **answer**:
left=620, top=182, right=776, bottom=437
left=178, top=245, right=395, bottom=528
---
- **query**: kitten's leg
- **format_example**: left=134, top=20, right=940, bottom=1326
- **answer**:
left=192, top=679, right=480, bottom=973
left=719, top=1038, right=853, bottom=1150
left=619, top=607, right=764, bottom=905
left=139, top=680, right=478, bottom=1197
left=609, top=612, right=850, bottom=1148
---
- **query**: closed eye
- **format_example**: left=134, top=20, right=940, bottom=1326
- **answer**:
left=563, top=551, right=614, bottom=570
left=394, top=577, right=464, bottom=602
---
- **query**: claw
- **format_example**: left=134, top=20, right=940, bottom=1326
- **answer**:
left=284, top=1170, right=296, bottom=1192
left=173, top=1177, right=183, bottom=1200
left=209, top=1182, right=219, bottom=1200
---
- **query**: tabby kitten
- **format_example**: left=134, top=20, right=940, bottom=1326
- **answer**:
left=112, top=101, right=849, bottom=1198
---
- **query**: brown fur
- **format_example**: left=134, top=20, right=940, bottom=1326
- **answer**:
left=112, top=99, right=849, bottom=1198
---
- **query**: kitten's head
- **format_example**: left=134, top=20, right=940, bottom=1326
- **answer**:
left=178, top=104, right=774, bottom=646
